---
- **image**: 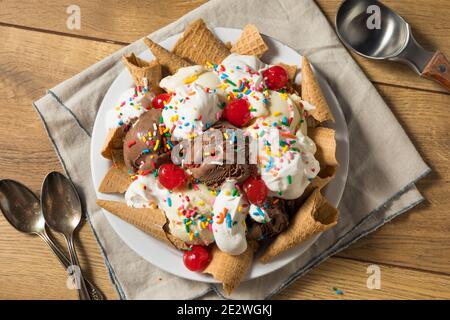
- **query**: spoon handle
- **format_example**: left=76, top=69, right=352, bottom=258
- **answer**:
left=65, top=235, right=92, bottom=300
left=38, top=231, right=104, bottom=300
left=422, top=51, right=450, bottom=92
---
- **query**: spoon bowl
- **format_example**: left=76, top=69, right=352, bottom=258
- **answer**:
left=41, top=172, right=83, bottom=235
left=41, top=171, right=91, bottom=300
left=336, top=0, right=409, bottom=59
left=0, top=179, right=45, bottom=234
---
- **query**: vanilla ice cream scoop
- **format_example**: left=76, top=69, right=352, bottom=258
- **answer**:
left=162, top=84, right=222, bottom=141
left=214, top=54, right=269, bottom=119
left=159, top=65, right=222, bottom=94
left=252, top=126, right=320, bottom=200
left=125, top=174, right=215, bottom=245
left=106, top=86, right=154, bottom=129
left=212, top=179, right=249, bottom=255
left=245, top=91, right=304, bottom=140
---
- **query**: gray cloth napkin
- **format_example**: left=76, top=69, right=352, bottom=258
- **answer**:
left=33, top=0, right=430, bottom=299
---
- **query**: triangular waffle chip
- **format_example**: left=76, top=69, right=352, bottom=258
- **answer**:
left=98, top=165, right=131, bottom=194
left=285, top=165, right=336, bottom=215
left=166, top=234, right=189, bottom=250
left=101, top=126, right=125, bottom=160
left=231, top=24, right=268, bottom=58
left=260, top=189, right=338, bottom=263
left=310, top=166, right=336, bottom=190
left=308, top=127, right=338, bottom=167
left=144, top=38, right=192, bottom=75
left=122, top=53, right=162, bottom=93
left=172, top=19, right=230, bottom=65
left=110, top=148, right=126, bottom=168
left=204, top=241, right=258, bottom=295
left=96, top=199, right=187, bottom=250
left=302, top=56, right=334, bottom=122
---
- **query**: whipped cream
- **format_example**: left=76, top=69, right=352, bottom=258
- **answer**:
left=161, top=84, right=222, bottom=141
left=125, top=174, right=215, bottom=245
left=159, top=54, right=270, bottom=124
left=291, top=94, right=315, bottom=135
left=106, top=86, right=153, bottom=129
left=213, top=54, right=269, bottom=119
left=249, top=125, right=320, bottom=200
left=248, top=204, right=271, bottom=224
left=212, top=180, right=249, bottom=255
left=245, top=91, right=305, bottom=140
left=159, top=65, right=222, bottom=94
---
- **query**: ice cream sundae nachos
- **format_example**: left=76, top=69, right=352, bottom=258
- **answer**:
left=97, top=20, right=339, bottom=294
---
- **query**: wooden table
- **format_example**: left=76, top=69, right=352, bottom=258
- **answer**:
left=0, top=0, right=449, bottom=300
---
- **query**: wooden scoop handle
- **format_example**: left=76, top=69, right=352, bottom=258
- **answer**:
left=422, top=51, right=450, bottom=91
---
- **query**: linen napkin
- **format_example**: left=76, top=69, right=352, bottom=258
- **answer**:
left=33, top=0, right=430, bottom=299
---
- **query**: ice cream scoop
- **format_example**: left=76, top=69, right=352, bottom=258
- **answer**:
left=214, top=53, right=269, bottom=119
left=246, top=198, right=289, bottom=241
left=183, top=125, right=257, bottom=189
left=162, top=84, right=222, bottom=141
left=159, top=65, right=222, bottom=93
left=106, top=86, right=154, bottom=129
left=336, top=0, right=450, bottom=92
left=159, top=54, right=271, bottom=125
left=245, top=91, right=305, bottom=140
left=253, top=125, right=320, bottom=200
left=125, top=174, right=215, bottom=245
left=212, top=180, right=249, bottom=255
left=122, top=108, right=172, bottom=173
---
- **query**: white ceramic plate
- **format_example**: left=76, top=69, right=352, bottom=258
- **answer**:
left=91, top=28, right=349, bottom=283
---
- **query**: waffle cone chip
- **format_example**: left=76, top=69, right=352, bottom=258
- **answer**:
left=302, top=56, right=334, bottom=123
left=122, top=53, right=162, bottom=92
left=260, top=189, right=338, bottom=263
left=309, top=127, right=338, bottom=167
left=99, top=141, right=131, bottom=193
left=204, top=241, right=258, bottom=295
left=172, top=19, right=230, bottom=65
left=98, top=165, right=131, bottom=194
left=300, top=166, right=336, bottom=202
left=101, top=127, right=125, bottom=160
left=110, top=148, right=126, bottom=167
left=96, top=199, right=188, bottom=250
left=311, top=166, right=336, bottom=190
left=144, top=38, right=192, bottom=75
left=231, top=24, right=268, bottom=58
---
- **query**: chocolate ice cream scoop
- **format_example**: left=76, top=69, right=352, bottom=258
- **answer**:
left=247, top=199, right=289, bottom=241
left=183, top=124, right=257, bottom=189
left=123, top=109, right=172, bottom=173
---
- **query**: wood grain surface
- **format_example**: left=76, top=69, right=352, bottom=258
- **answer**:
left=0, top=0, right=449, bottom=300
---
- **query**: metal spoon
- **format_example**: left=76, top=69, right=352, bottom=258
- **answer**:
left=0, top=179, right=103, bottom=300
left=41, top=172, right=91, bottom=300
left=336, top=0, right=450, bottom=91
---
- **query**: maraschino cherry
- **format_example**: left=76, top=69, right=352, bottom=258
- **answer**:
left=223, top=99, right=252, bottom=127
left=183, top=246, right=211, bottom=272
left=151, top=93, right=172, bottom=109
left=158, top=163, right=187, bottom=190
left=243, top=176, right=268, bottom=206
left=262, top=66, right=289, bottom=91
